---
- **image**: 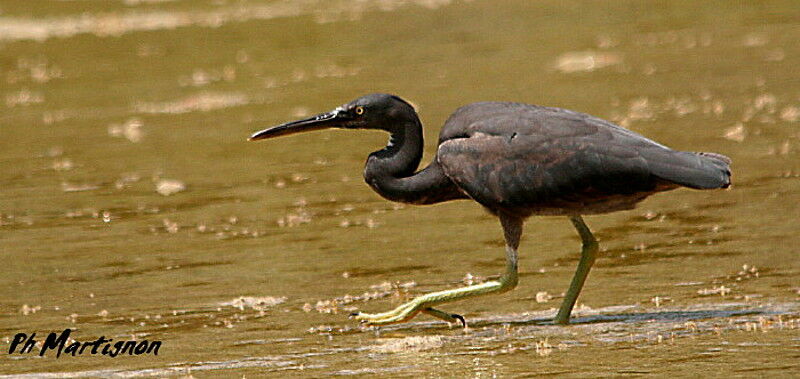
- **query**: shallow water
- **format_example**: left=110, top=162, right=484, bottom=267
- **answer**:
left=2, top=0, right=799, bottom=376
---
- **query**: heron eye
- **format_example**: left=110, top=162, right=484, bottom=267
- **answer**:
left=354, top=106, right=365, bottom=115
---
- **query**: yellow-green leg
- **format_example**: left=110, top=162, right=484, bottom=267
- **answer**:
left=553, top=215, right=599, bottom=325
left=352, top=214, right=523, bottom=326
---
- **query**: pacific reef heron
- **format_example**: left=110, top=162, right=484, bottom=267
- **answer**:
left=249, top=93, right=731, bottom=326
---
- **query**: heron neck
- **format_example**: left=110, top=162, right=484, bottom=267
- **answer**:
left=364, top=120, right=465, bottom=205
left=365, top=119, right=423, bottom=182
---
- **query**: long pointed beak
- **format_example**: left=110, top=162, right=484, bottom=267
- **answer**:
left=249, top=109, right=346, bottom=141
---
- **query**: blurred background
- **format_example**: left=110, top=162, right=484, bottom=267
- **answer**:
left=1, top=0, right=798, bottom=376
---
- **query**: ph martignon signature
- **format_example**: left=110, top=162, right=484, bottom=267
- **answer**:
left=9, top=328, right=161, bottom=358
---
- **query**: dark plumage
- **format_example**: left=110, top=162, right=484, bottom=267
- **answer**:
left=250, top=93, right=731, bottom=326
left=436, top=102, right=731, bottom=217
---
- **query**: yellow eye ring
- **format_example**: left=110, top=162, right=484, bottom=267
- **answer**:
left=355, top=106, right=365, bottom=115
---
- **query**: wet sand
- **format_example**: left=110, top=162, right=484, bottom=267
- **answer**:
left=2, top=0, right=799, bottom=376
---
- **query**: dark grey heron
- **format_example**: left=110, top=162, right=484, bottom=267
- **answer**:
left=249, top=93, right=731, bottom=326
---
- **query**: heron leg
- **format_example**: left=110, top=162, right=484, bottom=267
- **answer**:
left=351, top=214, right=522, bottom=326
left=553, top=215, right=598, bottom=325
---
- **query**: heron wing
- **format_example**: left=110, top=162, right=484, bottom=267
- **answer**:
left=436, top=103, right=729, bottom=215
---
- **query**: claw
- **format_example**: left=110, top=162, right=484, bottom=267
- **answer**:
left=451, top=313, right=467, bottom=328
left=350, top=312, right=372, bottom=325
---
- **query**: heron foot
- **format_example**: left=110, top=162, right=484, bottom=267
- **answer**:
left=351, top=305, right=466, bottom=327
left=350, top=217, right=520, bottom=327
left=350, top=278, right=511, bottom=326
left=350, top=301, right=421, bottom=326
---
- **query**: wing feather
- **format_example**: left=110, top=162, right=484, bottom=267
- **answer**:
left=435, top=102, right=729, bottom=216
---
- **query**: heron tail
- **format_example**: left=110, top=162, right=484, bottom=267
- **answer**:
left=647, top=150, right=731, bottom=190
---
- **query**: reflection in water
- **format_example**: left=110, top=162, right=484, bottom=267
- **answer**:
left=2, top=0, right=799, bottom=376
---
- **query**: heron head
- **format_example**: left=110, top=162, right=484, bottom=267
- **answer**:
left=248, top=93, right=417, bottom=141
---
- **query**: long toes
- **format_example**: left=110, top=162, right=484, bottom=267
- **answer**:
left=357, top=317, right=391, bottom=326
left=351, top=314, right=372, bottom=324
left=350, top=312, right=409, bottom=326
left=351, top=312, right=385, bottom=325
